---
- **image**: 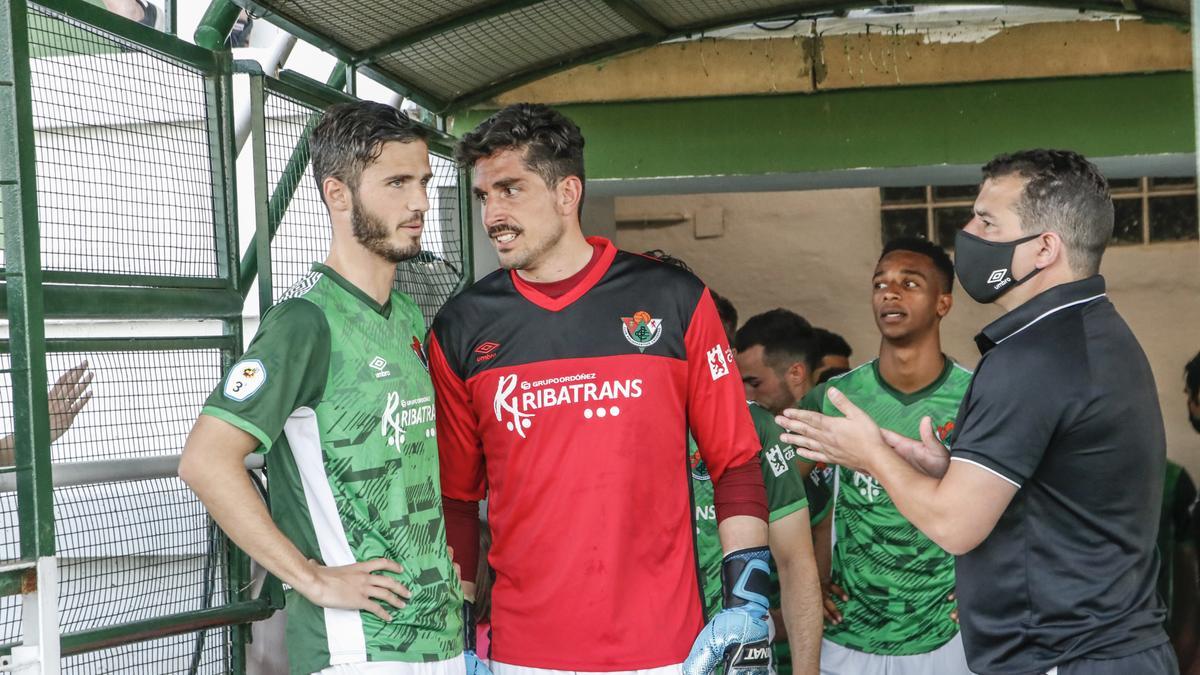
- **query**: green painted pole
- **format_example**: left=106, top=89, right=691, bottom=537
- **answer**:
left=1, top=0, right=54, bottom=562
left=237, top=64, right=350, bottom=297
left=194, top=0, right=239, bottom=50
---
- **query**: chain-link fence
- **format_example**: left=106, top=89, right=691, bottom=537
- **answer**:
left=0, top=340, right=238, bottom=671
left=1, top=0, right=247, bottom=671
left=20, top=4, right=222, bottom=281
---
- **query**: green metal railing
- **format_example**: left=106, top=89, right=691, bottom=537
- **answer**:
left=0, top=0, right=475, bottom=669
left=0, top=0, right=252, bottom=671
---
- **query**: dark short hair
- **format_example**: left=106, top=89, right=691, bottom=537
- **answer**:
left=1186, top=351, right=1200, bottom=400
left=814, top=327, right=852, bottom=360
left=455, top=103, right=585, bottom=215
left=982, top=149, right=1113, bottom=276
left=880, top=236, right=955, bottom=294
left=711, top=291, right=738, bottom=330
left=735, top=309, right=818, bottom=374
left=310, top=101, right=429, bottom=205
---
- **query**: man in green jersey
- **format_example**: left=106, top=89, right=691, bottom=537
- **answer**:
left=692, top=308, right=823, bottom=675
left=180, top=102, right=463, bottom=675
left=798, top=237, right=971, bottom=675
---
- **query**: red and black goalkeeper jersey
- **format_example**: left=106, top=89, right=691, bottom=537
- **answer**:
left=428, top=237, right=760, bottom=670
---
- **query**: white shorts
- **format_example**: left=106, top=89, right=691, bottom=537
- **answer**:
left=316, top=654, right=465, bottom=675
left=493, top=661, right=683, bottom=675
left=820, top=633, right=974, bottom=675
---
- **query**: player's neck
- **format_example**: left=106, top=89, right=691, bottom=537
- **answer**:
left=877, top=333, right=945, bottom=394
left=514, top=227, right=594, bottom=284
left=323, top=244, right=396, bottom=306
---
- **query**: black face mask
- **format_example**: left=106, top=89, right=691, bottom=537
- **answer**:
left=954, top=229, right=1044, bottom=303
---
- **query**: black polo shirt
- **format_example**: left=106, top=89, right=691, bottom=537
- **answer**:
left=949, top=275, right=1169, bottom=675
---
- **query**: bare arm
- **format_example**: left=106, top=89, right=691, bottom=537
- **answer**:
left=718, top=514, right=769, bottom=553
left=179, top=414, right=411, bottom=620
left=1, top=360, right=94, bottom=467
left=770, top=510, right=822, bottom=675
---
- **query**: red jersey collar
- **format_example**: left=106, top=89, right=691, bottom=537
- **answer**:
left=510, top=237, right=616, bottom=312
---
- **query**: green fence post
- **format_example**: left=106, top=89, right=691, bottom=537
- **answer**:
left=194, top=0, right=239, bottom=50
left=0, top=0, right=59, bottom=669
left=237, top=64, right=349, bottom=296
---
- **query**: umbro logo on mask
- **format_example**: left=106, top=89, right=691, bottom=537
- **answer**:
left=987, top=269, right=1008, bottom=285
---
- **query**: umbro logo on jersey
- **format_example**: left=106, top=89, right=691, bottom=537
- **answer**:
left=369, top=356, right=391, bottom=379
left=475, top=341, right=501, bottom=363
left=621, top=311, right=662, bottom=352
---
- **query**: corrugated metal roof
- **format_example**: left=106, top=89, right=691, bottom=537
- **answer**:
left=234, top=0, right=1186, bottom=112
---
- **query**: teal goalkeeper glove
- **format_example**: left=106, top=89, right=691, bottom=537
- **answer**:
left=683, top=547, right=773, bottom=675
left=463, top=601, right=492, bottom=675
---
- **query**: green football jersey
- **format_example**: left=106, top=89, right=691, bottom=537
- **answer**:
left=800, top=358, right=970, bottom=656
left=202, top=264, right=462, bottom=674
left=692, top=402, right=809, bottom=621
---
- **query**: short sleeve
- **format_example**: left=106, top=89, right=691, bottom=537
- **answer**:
left=201, top=299, right=330, bottom=452
left=950, top=350, right=1063, bottom=488
left=686, top=289, right=760, bottom=485
left=751, top=404, right=808, bottom=522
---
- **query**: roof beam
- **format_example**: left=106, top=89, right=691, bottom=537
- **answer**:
left=359, top=0, right=549, bottom=62
left=598, top=0, right=669, bottom=37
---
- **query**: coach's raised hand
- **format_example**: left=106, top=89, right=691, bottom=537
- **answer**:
left=776, top=387, right=887, bottom=474
left=684, top=547, right=773, bottom=675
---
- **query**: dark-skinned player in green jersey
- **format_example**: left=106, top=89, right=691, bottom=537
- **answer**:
left=798, top=237, right=971, bottom=675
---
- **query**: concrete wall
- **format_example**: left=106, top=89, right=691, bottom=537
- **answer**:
left=614, top=189, right=1200, bottom=476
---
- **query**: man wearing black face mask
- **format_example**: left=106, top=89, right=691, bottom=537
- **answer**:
left=777, top=149, right=1173, bottom=675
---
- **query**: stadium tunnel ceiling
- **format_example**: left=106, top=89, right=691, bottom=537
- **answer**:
left=231, top=0, right=1189, bottom=113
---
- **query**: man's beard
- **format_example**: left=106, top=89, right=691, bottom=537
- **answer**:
left=352, top=193, right=421, bottom=264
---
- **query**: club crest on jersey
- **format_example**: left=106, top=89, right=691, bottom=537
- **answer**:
left=690, top=446, right=711, bottom=481
left=935, top=420, right=955, bottom=448
left=621, top=310, right=663, bottom=352
left=410, top=336, right=429, bottom=372
left=224, top=359, right=266, bottom=402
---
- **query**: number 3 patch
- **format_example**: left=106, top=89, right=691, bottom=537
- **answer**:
left=224, top=359, right=267, bottom=402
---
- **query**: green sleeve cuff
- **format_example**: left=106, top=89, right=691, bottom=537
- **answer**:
left=768, top=497, right=808, bottom=523
left=201, top=406, right=274, bottom=452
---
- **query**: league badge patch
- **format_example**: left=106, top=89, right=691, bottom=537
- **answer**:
left=621, top=310, right=663, bottom=352
left=224, top=359, right=266, bottom=402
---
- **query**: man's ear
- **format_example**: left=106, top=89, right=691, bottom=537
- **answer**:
left=937, top=292, right=953, bottom=319
left=786, top=361, right=809, bottom=391
left=556, top=175, right=583, bottom=217
left=323, top=177, right=352, bottom=214
left=1035, top=231, right=1065, bottom=271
